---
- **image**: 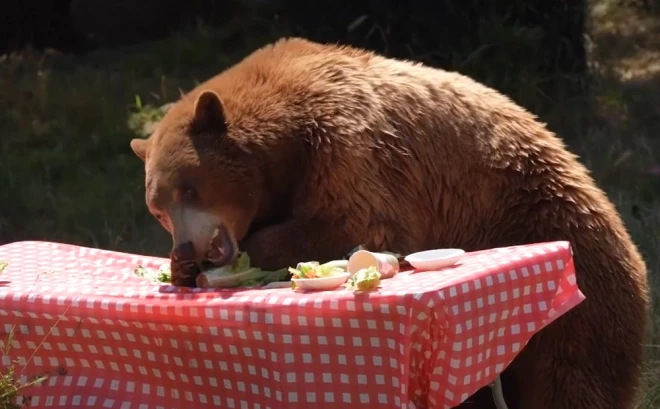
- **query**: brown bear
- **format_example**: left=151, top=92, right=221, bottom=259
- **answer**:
left=129, top=38, right=649, bottom=409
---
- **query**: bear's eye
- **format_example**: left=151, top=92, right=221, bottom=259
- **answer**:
left=181, top=185, right=198, bottom=202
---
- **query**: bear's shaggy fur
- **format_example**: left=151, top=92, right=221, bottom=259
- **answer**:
left=130, top=38, right=649, bottom=409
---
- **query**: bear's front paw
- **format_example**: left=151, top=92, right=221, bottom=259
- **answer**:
left=240, top=220, right=354, bottom=271
left=240, top=235, right=291, bottom=271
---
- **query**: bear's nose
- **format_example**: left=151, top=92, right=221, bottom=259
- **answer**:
left=172, top=241, right=196, bottom=261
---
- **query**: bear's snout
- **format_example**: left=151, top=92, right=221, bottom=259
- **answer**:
left=172, top=241, right=196, bottom=261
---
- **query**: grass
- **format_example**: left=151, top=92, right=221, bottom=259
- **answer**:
left=0, top=0, right=659, bottom=407
left=0, top=327, right=49, bottom=409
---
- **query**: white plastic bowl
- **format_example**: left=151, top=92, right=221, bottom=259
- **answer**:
left=404, top=249, right=465, bottom=271
left=291, top=272, right=351, bottom=291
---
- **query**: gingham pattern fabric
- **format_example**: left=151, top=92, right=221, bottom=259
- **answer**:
left=0, top=240, right=584, bottom=409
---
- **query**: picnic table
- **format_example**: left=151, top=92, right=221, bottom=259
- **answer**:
left=0, top=240, right=584, bottom=409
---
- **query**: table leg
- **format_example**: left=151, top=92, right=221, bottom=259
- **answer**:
left=489, top=376, right=509, bottom=409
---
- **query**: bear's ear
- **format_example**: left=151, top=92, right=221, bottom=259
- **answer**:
left=192, top=90, right=227, bottom=134
left=130, top=138, right=149, bottom=162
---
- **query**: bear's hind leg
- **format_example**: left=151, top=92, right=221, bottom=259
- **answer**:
left=514, top=302, right=645, bottom=409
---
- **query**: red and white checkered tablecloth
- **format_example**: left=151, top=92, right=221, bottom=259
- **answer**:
left=0, top=240, right=584, bottom=409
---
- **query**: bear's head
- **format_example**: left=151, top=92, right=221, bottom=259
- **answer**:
left=130, top=90, right=269, bottom=268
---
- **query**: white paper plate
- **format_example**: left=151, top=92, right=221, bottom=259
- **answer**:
left=404, top=249, right=465, bottom=271
left=291, top=273, right=350, bottom=291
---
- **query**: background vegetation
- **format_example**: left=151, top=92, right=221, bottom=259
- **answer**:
left=1, top=0, right=658, bottom=407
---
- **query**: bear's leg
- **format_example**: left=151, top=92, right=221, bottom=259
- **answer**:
left=513, top=298, right=646, bottom=409
left=452, top=387, right=499, bottom=409
left=499, top=218, right=648, bottom=409
left=239, top=217, right=358, bottom=271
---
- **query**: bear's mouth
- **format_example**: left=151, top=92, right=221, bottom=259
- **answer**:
left=203, top=225, right=235, bottom=268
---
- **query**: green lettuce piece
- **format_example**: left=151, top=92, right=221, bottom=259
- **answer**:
left=134, top=257, right=277, bottom=288
left=288, top=261, right=345, bottom=279
left=347, top=266, right=381, bottom=291
left=206, top=251, right=252, bottom=278
left=260, top=268, right=291, bottom=285
left=202, top=267, right=267, bottom=288
left=231, top=252, right=251, bottom=273
left=156, top=264, right=172, bottom=282
left=199, top=256, right=291, bottom=288
left=240, top=278, right=263, bottom=287
left=134, top=263, right=171, bottom=283
left=288, top=261, right=319, bottom=279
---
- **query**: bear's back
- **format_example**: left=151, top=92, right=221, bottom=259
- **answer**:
left=170, top=38, right=626, bottom=252
left=187, top=37, right=574, bottom=180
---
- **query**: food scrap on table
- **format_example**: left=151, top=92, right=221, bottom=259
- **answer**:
left=134, top=263, right=172, bottom=283
left=288, top=260, right=348, bottom=291
left=0, top=261, right=8, bottom=273
left=133, top=245, right=396, bottom=291
left=287, top=258, right=383, bottom=292
left=197, top=252, right=289, bottom=288
left=288, top=261, right=347, bottom=279
left=133, top=252, right=289, bottom=289
left=347, top=265, right=382, bottom=291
